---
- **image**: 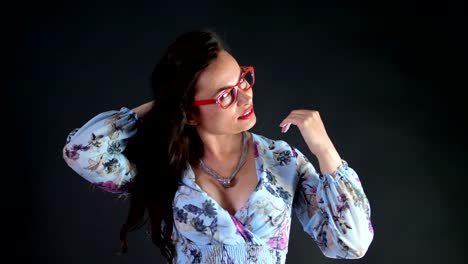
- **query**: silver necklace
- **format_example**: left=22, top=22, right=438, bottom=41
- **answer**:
left=198, top=131, right=248, bottom=188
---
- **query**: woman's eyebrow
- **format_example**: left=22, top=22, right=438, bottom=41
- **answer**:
left=211, top=67, right=242, bottom=96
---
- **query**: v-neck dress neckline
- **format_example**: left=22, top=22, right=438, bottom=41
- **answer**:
left=182, top=132, right=263, bottom=220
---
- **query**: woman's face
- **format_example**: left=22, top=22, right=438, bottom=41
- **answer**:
left=192, top=50, right=256, bottom=135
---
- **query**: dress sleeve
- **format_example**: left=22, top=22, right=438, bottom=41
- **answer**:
left=292, top=147, right=374, bottom=259
left=62, top=107, right=140, bottom=196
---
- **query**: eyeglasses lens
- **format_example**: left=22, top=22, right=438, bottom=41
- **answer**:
left=219, top=70, right=254, bottom=108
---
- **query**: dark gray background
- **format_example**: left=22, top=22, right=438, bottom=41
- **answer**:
left=9, top=0, right=466, bottom=263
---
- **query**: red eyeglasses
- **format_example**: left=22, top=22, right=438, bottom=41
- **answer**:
left=192, top=66, right=255, bottom=109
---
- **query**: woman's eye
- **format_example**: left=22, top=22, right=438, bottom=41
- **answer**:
left=221, top=92, right=231, bottom=99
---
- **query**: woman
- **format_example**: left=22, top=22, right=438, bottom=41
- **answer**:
left=62, top=29, right=374, bottom=263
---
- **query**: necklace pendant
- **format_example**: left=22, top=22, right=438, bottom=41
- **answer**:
left=221, top=179, right=231, bottom=188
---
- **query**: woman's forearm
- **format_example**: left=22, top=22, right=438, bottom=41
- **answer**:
left=132, top=100, right=154, bottom=119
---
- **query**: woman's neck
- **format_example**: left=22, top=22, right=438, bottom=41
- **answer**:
left=199, top=131, right=247, bottom=162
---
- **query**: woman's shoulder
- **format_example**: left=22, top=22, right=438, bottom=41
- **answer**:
left=249, top=132, right=301, bottom=182
left=250, top=131, right=295, bottom=154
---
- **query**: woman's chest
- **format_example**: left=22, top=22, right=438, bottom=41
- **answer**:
left=172, top=136, right=301, bottom=243
left=173, top=164, right=297, bottom=245
left=191, top=146, right=259, bottom=216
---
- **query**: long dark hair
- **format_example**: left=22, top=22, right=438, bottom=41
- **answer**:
left=119, top=29, right=227, bottom=263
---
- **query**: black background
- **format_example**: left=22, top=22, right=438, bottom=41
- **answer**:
left=9, top=0, right=466, bottom=263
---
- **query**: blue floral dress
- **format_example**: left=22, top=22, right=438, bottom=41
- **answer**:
left=63, top=107, right=374, bottom=263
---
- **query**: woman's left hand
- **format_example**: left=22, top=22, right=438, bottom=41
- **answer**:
left=279, top=109, right=335, bottom=156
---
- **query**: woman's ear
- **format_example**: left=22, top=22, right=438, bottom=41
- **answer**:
left=186, top=113, right=199, bottom=126
left=186, top=119, right=198, bottom=126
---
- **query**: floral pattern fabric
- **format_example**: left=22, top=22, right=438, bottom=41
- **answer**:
left=63, top=107, right=374, bottom=263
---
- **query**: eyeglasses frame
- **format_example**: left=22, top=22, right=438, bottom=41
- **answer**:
left=192, top=66, right=255, bottom=109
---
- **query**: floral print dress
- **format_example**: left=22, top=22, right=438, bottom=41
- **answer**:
left=63, top=107, right=374, bottom=263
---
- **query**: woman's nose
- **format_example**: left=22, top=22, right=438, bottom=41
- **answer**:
left=237, top=88, right=253, bottom=105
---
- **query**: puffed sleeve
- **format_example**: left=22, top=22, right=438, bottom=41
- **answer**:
left=62, top=107, right=140, bottom=196
left=292, top=147, right=374, bottom=259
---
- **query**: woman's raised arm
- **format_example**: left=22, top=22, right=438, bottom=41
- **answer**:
left=131, top=100, right=154, bottom=121
left=62, top=107, right=141, bottom=195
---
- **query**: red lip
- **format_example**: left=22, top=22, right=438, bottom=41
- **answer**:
left=238, top=106, right=254, bottom=119
left=239, top=106, right=253, bottom=117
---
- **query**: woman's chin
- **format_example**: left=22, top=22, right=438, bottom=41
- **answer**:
left=240, top=116, right=256, bottom=130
